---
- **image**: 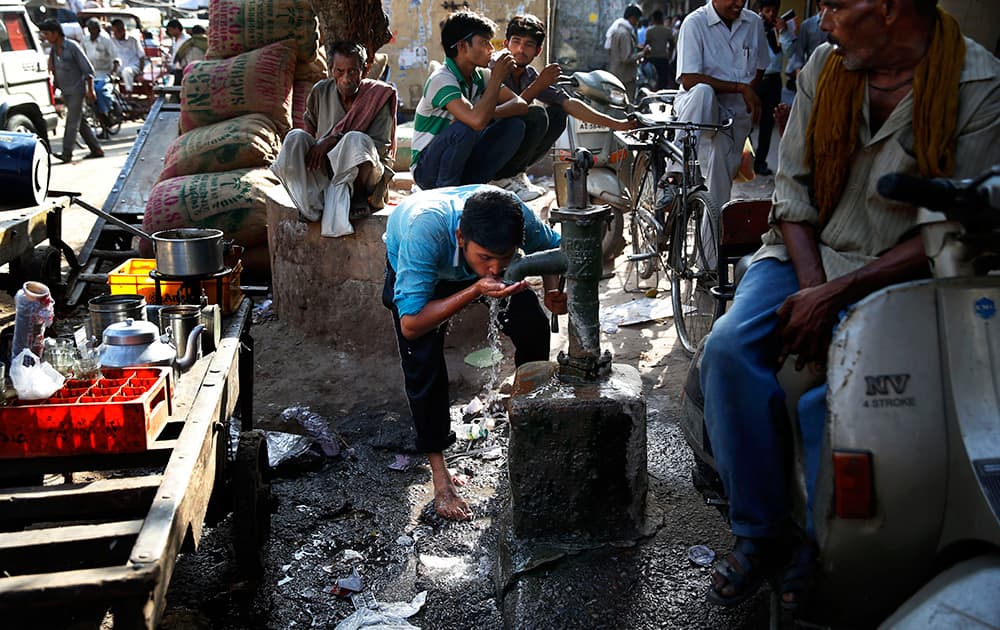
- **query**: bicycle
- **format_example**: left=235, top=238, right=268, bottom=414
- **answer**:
left=77, top=83, right=125, bottom=148
left=619, top=93, right=731, bottom=355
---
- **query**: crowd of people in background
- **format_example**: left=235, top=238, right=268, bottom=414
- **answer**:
left=38, top=4, right=205, bottom=163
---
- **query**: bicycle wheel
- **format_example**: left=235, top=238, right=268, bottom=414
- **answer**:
left=106, top=100, right=123, bottom=135
left=628, top=152, right=663, bottom=279
left=670, top=190, right=719, bottom=355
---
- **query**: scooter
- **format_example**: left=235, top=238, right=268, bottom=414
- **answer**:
left=552, top=70, right=638, bottom=264
left=680, top=166, right=1000, bottom=626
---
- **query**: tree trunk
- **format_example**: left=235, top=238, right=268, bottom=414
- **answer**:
left=311, top=0, right=391, bottom=60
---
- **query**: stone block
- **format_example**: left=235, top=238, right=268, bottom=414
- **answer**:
left=507, top=361, right=647, bottom=541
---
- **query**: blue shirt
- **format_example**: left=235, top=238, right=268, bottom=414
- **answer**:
left=764, top=28, right=795, bottom=76
left=384, top=185, right=561, bottom=317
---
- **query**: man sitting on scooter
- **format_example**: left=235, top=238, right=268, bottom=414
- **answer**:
left=699, top=0, right=1000, bottom=611
left=487, top=14, right=638, bottom=202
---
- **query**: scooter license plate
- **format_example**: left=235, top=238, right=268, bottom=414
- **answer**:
left=575, top=119, right=607, bottom=133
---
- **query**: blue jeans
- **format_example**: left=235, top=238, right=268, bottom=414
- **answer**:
left=494, top=104, right=567, bottom=179
left=94, top=79, right=114, bottom=115
left=413, top=117, right=525, bottom=190
left=700, top=258, right=827, bottom=540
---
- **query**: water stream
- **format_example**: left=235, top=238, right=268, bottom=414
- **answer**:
left=481, top=297, right=508, bottom=428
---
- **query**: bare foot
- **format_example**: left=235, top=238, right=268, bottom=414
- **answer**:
left=429, top=453, right=472, bottom=521
left=433, top=481, right=472, bottom=521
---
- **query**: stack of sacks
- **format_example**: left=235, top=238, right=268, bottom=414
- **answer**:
left=144, top=0, right=326, bottom=249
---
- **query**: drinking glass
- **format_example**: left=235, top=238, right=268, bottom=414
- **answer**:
left=47, top=339, right=78, bottom=379
left=76, top=345, right=102, bottom=382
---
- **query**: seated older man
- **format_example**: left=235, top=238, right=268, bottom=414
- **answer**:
left=700, top=0, right=1000, bottom=611
left=271, top=40, right=397, bottom=237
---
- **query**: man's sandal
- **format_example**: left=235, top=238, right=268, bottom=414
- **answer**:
left=707, top=537, right=775, bottom=608
left=779, top=542, right=818, bottom=611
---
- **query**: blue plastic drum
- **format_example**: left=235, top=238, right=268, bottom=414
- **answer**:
left=0, top=132, right=50, bottom=208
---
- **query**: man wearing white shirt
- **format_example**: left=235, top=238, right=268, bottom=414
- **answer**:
left=673, top=0, right=769, bottom=265
left=82, top=19, right=116, bottom=132
left=110, top=18, right=146, bottom=93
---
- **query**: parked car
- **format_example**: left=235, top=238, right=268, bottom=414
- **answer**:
left=0, top=3, right=59, bottom=146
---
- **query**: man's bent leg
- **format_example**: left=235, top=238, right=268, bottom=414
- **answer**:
left=78, top=106, right=102, bottom=154
left=412, top=121, right=478, bottom=189
left=535, top=105, right=567, bottom=163
left=493, top=105, right=550, bottom=180
left=93, top=79, right=112, bottom=115
left=61, top=92, right=84, bottom=159
left=461, top=117, right=526, bottom=184
left=673, top=84, right=751, bottom=267
left=382, top=265, right=475, bottom=519
left=701, top=259, right=801, bottom=539
left=271, top=129, right=328, bottom=221
left=797, top=384, right=827, bottom=540
left=121, top=66, right=138, bottom=92
left=498, top=289, right=550, bottom=366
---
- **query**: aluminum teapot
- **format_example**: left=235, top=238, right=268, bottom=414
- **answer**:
left=100, top=318, right=204, bottom=371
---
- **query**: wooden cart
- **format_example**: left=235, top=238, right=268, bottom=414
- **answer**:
left=0, top=299, right=266, bottom=629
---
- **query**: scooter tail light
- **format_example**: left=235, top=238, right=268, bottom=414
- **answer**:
left=832, top=450, right=875, bottom=519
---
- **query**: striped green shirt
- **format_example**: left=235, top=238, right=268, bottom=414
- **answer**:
left=411, top=57, right=490, bottom=167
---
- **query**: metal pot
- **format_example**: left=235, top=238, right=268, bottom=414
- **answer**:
left=152, top=228, right=226, bottom=277
left=99, top=318, right=204, bottom=372
left=158, top=305, right=202, bottom=360
left=88, top=294, right=146, bottom=338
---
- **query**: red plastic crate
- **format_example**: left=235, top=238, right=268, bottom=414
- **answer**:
left=0, top=367, right=173, bottom=458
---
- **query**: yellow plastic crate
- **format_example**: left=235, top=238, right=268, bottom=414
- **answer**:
left=108, top=258, right=242, bottom=315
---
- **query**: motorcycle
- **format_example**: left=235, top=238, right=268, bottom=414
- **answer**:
left=680, top=166, right=1000, bottom=626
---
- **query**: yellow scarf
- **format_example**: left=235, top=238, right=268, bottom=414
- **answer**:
left=805, top=8, right=965, bottom=224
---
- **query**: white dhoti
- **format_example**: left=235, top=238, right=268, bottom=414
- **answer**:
left=271, top=129, right=384, bottom=237
left=672, top=83, right=753, bottom=268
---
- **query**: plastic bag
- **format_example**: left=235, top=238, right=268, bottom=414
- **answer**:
left=333, top=590, right=427, bottom=630
left=10, top=348, right=65, bottom=400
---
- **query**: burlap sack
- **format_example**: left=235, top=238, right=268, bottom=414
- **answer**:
left=291, top=80, right=314, bottom=131
left=206, top=0, right=319, bottom=63
left=143, top=168, right=279, bottom=237
left=160, top=114, right=281, bottom=181
left=180, top=41, right=296, bottom=134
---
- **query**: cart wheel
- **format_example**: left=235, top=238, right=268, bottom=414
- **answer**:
left=204, top=419, right=233, bottom=526
left=233, top=429, right=270, bottom=576
left=28, top=245, right=61, bottom=290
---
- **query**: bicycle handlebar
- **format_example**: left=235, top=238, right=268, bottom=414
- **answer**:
left=629, top=115, right=734, bottom=134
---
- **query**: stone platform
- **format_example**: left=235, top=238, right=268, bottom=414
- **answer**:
left=265, top=185, right=489, bottom=357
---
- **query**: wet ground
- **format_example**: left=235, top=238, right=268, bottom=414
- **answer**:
left=154, top=178, right=782, bottom=629
left=26, top=117, right=793, bottom=629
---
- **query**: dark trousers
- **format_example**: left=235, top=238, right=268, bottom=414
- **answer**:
left=494, top=103, right=568, bottom=179
left=412, top=117, right=525, bottom=190
left=648, top=57, right=674, bottom=90
left=382, top=262, right=551, bottom=453
left=754, top=73, right=783, bottom=170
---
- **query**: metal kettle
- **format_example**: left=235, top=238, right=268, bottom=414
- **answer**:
left=99, top=318, right=204, bottom=372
